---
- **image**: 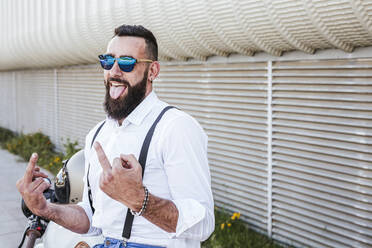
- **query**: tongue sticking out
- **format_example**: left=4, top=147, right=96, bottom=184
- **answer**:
left=110, top=85, right=126, bottom=99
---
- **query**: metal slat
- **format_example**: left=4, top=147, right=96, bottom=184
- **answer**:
left=275, top=210, right=372, bottom=246
left=274, top=139, right=372, bottom=161
left=274, top=105, right=371, bottom=119
left=273, top=158, right=371, bottom=186
left=273, top=194, right=372, bottom=229
left=273, top=201, right=372, bottom=238
left=209, top=148, right=266, bottom=168
left=274, top=125, right=372, bottom=144
left=273, top=98, right=372, bottom=110
left=274, top=132, right=371, bottom=153
left=273, top=172, right=372, bottom=207
left=273, top=215, right=360, bottom=248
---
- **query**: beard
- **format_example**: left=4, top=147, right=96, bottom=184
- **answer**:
left=104, top=69, right=148, bottom=120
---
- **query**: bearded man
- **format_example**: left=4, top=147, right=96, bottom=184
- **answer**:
left=17, top=24, right=215, bottom=248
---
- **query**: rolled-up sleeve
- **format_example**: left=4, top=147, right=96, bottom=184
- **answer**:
left=160, top=113, right=215, bottom=241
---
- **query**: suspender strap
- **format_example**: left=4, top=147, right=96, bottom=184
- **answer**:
left=122, top=106, right=175, bottom=240
left=87, top=121, right=106, bottom=214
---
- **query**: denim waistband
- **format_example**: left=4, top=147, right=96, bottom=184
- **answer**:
left=93, top=237, right=166, bottom=248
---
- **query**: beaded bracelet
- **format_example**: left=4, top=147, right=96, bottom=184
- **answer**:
left=130, top=186, right=149, bottom=217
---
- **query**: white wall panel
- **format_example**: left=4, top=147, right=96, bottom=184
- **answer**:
left=0, top=72, right=16, bottom=131
left=57, top=65, right=106, bottom=149
left=271, top=59, right=372, bottom=248
left=155, top=62, right=269, bottom=231
left=13, top=70, right=56, bottom=143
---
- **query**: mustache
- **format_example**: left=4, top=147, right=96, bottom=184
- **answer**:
left=106, top=77, right=130, bottom=87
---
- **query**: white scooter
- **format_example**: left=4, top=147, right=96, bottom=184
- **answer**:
left=19, top=150, right=104, bottom=248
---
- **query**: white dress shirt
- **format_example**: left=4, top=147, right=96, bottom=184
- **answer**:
left=78, top=91, right=214, bottom=247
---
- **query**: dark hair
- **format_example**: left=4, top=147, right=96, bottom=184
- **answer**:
left=114, top=24, right=158, bottom=61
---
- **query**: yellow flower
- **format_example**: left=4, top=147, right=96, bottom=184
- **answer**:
left=227, top=223, right=231, bottom=227
left=54, top=157, right=60, bottom=163
left=221, top=223, right=225, bottom=230
left=231, top=212, right=241, bottom=220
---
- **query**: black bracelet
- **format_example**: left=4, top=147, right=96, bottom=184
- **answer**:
left=130, top=186, right=149, bottom=216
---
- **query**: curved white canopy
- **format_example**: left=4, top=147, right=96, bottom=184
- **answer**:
left=1, top=0, right=372, bottom=70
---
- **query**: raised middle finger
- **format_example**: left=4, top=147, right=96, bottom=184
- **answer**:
left=24, top=153, right=38, bottom=183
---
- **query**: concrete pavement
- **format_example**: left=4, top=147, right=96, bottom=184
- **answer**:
left=0, top=148, right=53, bottom=247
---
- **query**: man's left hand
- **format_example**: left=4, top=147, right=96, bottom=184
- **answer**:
left=94, top=141, right=145, bottom=212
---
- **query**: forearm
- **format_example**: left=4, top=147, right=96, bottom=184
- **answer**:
left=142, top=193, right=179, bottom=233
left=43, top=202, right=90, bottom=234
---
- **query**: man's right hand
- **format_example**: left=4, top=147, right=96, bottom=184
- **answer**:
left=16, top=153, right=50, bottom=217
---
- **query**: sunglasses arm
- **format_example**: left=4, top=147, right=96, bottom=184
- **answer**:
left=137, top=59, right=153, bottom=63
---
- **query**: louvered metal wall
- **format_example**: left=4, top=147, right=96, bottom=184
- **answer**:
left=155, top=62, right=269, bottom=231
left=0, top=70, right=57, bottom=143
left=57, top=65, right=105, bottom=148
left=0, top=56, right=371, bottom=248
left=0, top=67, right=105, bottom=150
left=15, top=70, right=56, bottom=141
left=0, top=72, right=16, bottom=130
left=271, top=59, right=372, bottom=248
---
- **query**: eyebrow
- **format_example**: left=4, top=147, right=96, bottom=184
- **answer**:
left=105, top=53, right=134, bottom=58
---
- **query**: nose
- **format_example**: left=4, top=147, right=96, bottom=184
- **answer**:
left=110, top=59, right=123, bottom=77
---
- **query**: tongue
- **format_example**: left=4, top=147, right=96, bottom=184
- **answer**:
left=110, top=86, right=126, bottom=99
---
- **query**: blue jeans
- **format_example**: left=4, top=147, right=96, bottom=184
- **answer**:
left=93, top=237, right=165, bottom=248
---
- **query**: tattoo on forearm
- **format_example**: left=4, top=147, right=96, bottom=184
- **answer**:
left=143, top=193, right=179, bottom=233
left=47, top=204, right=90, bottom=234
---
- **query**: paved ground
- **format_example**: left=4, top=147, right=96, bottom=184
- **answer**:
left=0, top=148, right=53, bottom=247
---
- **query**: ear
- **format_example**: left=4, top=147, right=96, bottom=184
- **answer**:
left=148, top=61, right=160, bottom=82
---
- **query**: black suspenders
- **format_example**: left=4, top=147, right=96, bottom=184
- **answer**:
left=87, top=120, right=106, bottom=214
left=86, top=106, right=175, bottom=240
left=122, top=106, right=175, bottom=240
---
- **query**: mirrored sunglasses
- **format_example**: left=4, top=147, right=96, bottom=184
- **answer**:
left=98, top=54, right=153, bottom=72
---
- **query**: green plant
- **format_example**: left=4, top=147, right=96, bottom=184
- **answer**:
left=4, top=132, right=63, bottom=174
left=62, top=138, right=81, bottom=160
left=202, top=208, right=285, bottom=248
left=0, top=127, right=16, bottom=148
left=6, top=132, right=54, bottom=161
left=0, top=127, right=81, bottom=175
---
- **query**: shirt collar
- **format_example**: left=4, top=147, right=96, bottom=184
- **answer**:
left=127, top=91, right=158, bottom=126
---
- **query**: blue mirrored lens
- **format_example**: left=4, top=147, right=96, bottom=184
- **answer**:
left=118, top=57, right=136, bottom=72
left=100, top=60, right=113, bottom=70
left=99, top=55, right=115, bottom=70
left=98, top=55, right=136, bottom=72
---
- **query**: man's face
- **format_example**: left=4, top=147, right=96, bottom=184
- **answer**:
left=103, top=36, right=152, bottom=120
